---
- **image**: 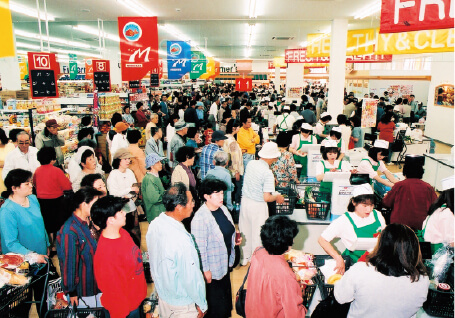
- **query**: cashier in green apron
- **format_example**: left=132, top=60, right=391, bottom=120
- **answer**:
left=315, top=112, right=332, bottom=144
left=289, top=123, right=317, bottom=178
left=273, top=106, right=296, bottom=133
left=316, top=139, right=353, bottom=193
left=421, top=175, right=455, bottom=253
left=318, top=184, right=386, bottom=274
left=356, top=139, right=398, bottom=188
left=321, top=126, right=346, bottom=161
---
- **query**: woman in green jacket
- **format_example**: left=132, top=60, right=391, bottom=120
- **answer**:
left=141, top=153, right=166, bottom=222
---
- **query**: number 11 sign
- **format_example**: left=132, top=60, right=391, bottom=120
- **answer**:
left=235, top=78, right=252, bottom=92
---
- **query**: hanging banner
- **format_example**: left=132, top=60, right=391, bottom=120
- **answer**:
left=93, top=60, right=111, bottom=92
left=118, top=17, right=159, bottom=82
left=268, top=61, right=286, bottom=69
left=236, top=59, right=253, bottom=74
left=285, top=48, right=392, bottom=63
left=361, top=99, right=378, bottom=128
left=376, top=28, right=454, bottom=54
left=200, top=57, right=215, bottom=80
left=18, top=56, right=28, bottom=80
left=0, top=0, right=15, bottom=58
left=273, top=57, right=286, bottom=68
left=190, top=51, right=207, bottom=79
left=167, top=41, right=191, bottom=80
left=235, top=78, right=253, bottom=92
left=307, top=33, right=331, bottom=57
left=209, top=60, right=220, bottom=79
left=346, top=29, right=376, bottom=56
left=85, top=59, right=94, bottom=80
left=69, top=54, right=77, bottom=80
left=27, top=52, right=59, bottom=99
left=380, top=0, right=454, bottom=34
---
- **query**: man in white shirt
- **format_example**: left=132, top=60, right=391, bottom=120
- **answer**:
left=208, top=99, right=219, bottom=129
left=3, top=131, right=40, bottom=180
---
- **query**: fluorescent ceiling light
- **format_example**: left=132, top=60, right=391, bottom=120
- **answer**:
left=116, top=0, right=154, bottom=17
left=8, top=1, right=56, bottom=21
left=73, top=25, right=120, bottom=42
left=16, top=42, right=41, bottom=50
left=158, top=50, right=166, bottom=56
left=160, top=25, right=191, bottom=42
left=15, top=29, right=93, bottom=49
left=245, top=47, right=252, bottom=57
left=354, top=1, right=381, bottom=19
left=247, top=23, right=256, bottom=48
left=249, top=0, right=257, bottom=18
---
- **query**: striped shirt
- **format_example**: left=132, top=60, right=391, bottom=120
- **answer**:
left=57, top=214, right=99, bottom=297
left=200, top=143, right=222, bottom=179
left=242, top=160, right=275, bottom=202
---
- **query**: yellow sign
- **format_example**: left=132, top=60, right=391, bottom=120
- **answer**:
left=273, top=57, right=286, bottom=68
left=307, top=33, right=331, bottom=57
left=0, top=0, right=15, bottom=58
left=346, top=29, right=376, bottom=56
left=376, top=29, right=454, bottom=55
left=19, top=62, right=28, bottom=79
left=200, top=57, right=215, bottom=79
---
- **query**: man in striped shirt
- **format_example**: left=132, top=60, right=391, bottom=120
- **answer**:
left=239, top=142, right=285, bottom=266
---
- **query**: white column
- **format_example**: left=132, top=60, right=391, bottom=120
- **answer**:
left=0, top=56, right=21, bottom=91
left=327, top=18, right=348, bottom=121
left=274, top=67, right=281, bottom=91
left=285, top=63, right=304, bottom=103
left=104, top=48, right=122, bottom=86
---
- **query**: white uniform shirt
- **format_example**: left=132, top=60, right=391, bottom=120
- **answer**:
left=316, top=160, right=352, bottom=176
left=275, top=113, right=296, bottom=131
left=209, top=102, right=218, bottom=121
left=321, top=211, right=386, bottom=251
left=423, top=207, right=454, bottom=244
left=2, top=147, right=40, bottom=180
left=340, top=124, right=352, bottom=150
left=356, top=157, right=388, bottom=179
left=315, top=121, right=325, bottom=136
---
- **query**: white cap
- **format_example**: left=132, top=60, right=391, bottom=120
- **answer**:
left=282, top=106, right=290, bottom=111
left=331, top=126, right=342, bottom=133
left=374, top=139, right=389, bottom=149
left=320, top=112, right=330, bottom=118
left=441, top=175, right=454, bottom=191
left=268, top=102, right=275, bottom=107
left=324, top=139, right=338, bottom=148
left=301, top=123, right=313, bottom=130
left=353, top=184, right=374, bottom=197
left=258, top=142, right=281, bottom=159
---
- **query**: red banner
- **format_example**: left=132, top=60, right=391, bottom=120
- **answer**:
left=85, top=59, right=94, bottom=80
left=118, top=17, right=159, bottom=81
left=285, top=48, right=392, bottom=63
left=235, top=78, right=253, bottom=92
left=380, top=0, right=454, bottom=33
left=27, top=52, right=59, bottom=99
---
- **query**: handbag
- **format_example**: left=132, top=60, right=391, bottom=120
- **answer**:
left=348, top=136, right=355, bottom=150
left=235, top=265, right=250, bottom=317
left=311, top=290, right=351, bottom=318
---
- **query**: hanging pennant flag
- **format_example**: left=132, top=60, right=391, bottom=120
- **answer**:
left=380, top=0, right=454, bottom=34
left=118, top=17, right=159, bottom=82
left=200, top=57, right=215, bottom=80
left=376, top=28, right=454, bottom=54
left=167, top=41, right=191, bottom=80
left=69, top=54, right=78, bottom=80
left=0, top=0, right=15, bottom=58
left=346, top=29, right=376, bottom=56
left=190, top=51, right=207, bottom=79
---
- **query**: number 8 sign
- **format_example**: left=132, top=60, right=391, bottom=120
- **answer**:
left=235, top=78, right=253, bottom=92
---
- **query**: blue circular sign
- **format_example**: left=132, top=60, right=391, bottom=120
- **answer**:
left=123, top=22, right=142, bottom=42
left=169, top=43, right=182, bottom=56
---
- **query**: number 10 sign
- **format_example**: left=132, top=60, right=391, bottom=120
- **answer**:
left=27, top=52, right=59, bottom=98
left=235, top=78, right=252, bottom=92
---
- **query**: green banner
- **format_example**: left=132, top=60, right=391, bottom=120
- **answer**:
left=190, top=51, right=206, bottom=79
left=69, top=54, right=77, bottom=80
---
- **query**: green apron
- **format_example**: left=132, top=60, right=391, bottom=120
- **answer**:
left=420, top=209, right=445, bottom=254
left=278, top=114, right=290, bottom=132
left=293, top=134, right=315, bottom=178
left=342, top=210, right=382, bottom=263
left=361, top=158, right=380, bottom=185
left=319, top=160, right=343, bottom=193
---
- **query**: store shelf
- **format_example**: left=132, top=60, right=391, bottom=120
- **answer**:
left=0, top=109, right=31, bottom=113
left=58, top=97, right=94, bottom=105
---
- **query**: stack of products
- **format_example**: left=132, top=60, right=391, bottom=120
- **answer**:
left=98, top=94, right=122, bottom=120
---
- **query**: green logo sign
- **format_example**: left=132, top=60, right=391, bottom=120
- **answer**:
left=190, top=51, right=206, bottom=79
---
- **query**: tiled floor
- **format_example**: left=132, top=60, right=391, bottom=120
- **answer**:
left=29, top=140, right=453, bottom=317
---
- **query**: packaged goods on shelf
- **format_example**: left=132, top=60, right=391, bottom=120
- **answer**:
left=58, top=81, right=90, bottom=97
left=98, top=94, right=122, bottom=120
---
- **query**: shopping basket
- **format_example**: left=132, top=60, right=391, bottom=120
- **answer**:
left=423, top=264, right=454, bottom=318
left=304, top=187, right=331, bottom=220
left=314, top=255, right=352, bottom=300
left=275, top=181, right=298, bottom=215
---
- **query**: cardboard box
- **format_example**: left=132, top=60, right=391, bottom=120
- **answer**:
left=16, top=90, right=30, bottom=100
left=0, top=91, right=17, bottom=105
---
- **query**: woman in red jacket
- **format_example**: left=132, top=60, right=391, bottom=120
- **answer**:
left=377, top=112, right=396, bottom=164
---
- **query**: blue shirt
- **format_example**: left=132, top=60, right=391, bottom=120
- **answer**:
left=205, top=166, right=234, bottom=210
left=145, top=138, right=164, bottom=157
left=160, top=101, right=168, bottom=116
left=242, top=160, right=275, bottom=202
left=146, top=213, right=207, bottom=311
left=352, top=127, right=365, bottom=148
left=200, top=144, right=221, bottom=179
left=0, top=195, right=49, bottom=255
left=196, top=109, right=204, bottom=121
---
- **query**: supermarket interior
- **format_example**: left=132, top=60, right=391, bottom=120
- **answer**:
left=0, top=0, right=453, bottom=317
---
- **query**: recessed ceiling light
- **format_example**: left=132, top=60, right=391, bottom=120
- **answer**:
left=81, top=9, right=90, bottom=12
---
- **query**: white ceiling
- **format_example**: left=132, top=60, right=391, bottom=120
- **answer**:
left=11, top=0, right=382, bottom=60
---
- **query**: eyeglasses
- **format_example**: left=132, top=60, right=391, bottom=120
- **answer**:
left=18, top=141, right=30, bottom=145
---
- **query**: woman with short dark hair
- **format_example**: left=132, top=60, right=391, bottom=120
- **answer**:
left=377, top=112, right=396, bottom=164
left=81, top=173, right=107, bottom=197
left=245, top=215, right=307, bottom=317
left=334, top=223, right=429, bottom=317
left=271, top=131, right=298, bottom=188
left=191, top=178, right=239, bottom=318
left=72, top=148, right=105, bottom=192
left=349, top=115, right=364, bottom=148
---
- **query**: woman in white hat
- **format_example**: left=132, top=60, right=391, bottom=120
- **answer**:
left=316, top=139, right=353, bottom=193
left=421, top=175, right=454, bottom=251
left=318, top=184, right=386, bottom=273
left=321, top=126, right=346, bottom=160
left=315, top=112, right=332, bottom=143
left=356, top=139, right=399, bottom=187
left=289, top=122, right=317, bottom=178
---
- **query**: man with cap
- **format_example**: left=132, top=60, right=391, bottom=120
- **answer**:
left=273, top=105, right=296, bottom=133
left=357, top=139, right=399, bottom=188
left=382, top=155, right=437, bottom=230
left=321, top=126, right=346, bottom=160
left=35, top=119, right=65, bottom=167
left=3, top=131, right=40, bottom=180
left=239, top=142, right=285, bottom=266
left=169, top=121, right=188, bottom=169
left=200, top=130, right=228, bottom=180
left=142, top=153, right=166, bottom=223
left=110, top=122, right=129, bottom=163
